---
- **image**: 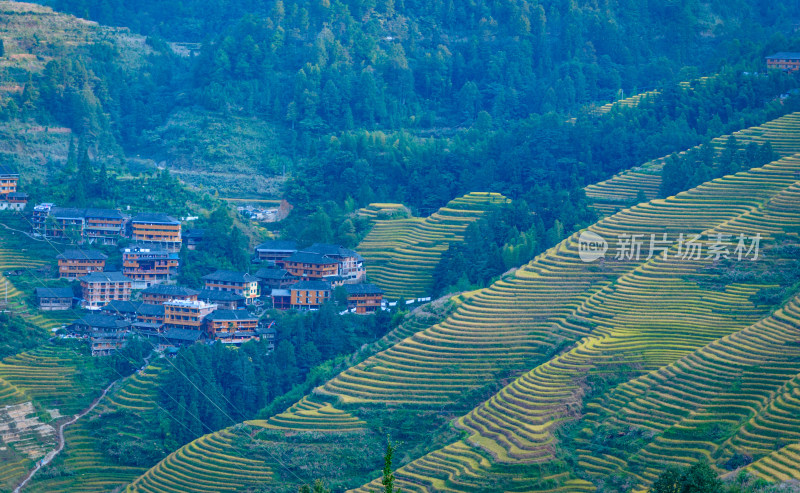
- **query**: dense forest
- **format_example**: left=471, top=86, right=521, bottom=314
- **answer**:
left=5, top=0, right=798, bottom=213
left=1, top=1, right=797, bottom=243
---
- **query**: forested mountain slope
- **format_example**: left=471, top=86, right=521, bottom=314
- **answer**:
left=8, top=0, right=800, bottom=209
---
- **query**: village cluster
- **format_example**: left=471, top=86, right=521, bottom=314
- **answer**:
left=1, top=167, right=384, bottom=356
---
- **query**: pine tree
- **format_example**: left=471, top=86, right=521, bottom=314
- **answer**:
left=650, top=466, right=682, bottom=493
left=299, top=480, right=330, bottom=493
left=381, top=437, right=401, bottom=493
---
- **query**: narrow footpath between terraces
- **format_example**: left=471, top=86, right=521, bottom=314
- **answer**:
left=13, top=355, right=152, bottom=492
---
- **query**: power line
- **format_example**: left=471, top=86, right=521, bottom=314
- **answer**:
left=4, top=210, right=310, bottom=487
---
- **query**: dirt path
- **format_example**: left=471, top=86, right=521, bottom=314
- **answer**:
left=13, top=355, right=153, bottom=492
left=0, top=221, right=48, bottom=242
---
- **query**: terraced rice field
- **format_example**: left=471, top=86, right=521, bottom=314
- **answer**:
left=0, top=345, right=100, bottom=416
left=0, top=247, right=48, bottom=307
left=358, top=192, right=509, bottom=299
left=356, top=203, right=409, bottom=220
left=585, top=111, right=800, bottom=216
left=123, top=308, right=446, bottom=493
left=358, top=154, right=800, bottom=492
left=593, top=77, right=713, bottom=115
left=247, top=396, right=366, bottom=432
left=594, top=90, right=661, bottom=115
left=0, top=401, right=56, bottom=490
left=126, top=152, right=800, bottom=492
left=125, top=426, right=273, bottom=493
left=26, top=360, right=168, bottom=493
left=0, top=237, right=68, bottom=330
left=573, top=295, right=800, bottom=488
left=0, top=345, right=108, bottom=490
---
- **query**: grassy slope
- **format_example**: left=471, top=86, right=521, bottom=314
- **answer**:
left=0, top=1, right=152, bottom=180
left=0, top=2, right=285, bottom=199
left=138, top=108, right=286, bottom=198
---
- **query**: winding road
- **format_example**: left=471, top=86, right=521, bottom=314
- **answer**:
left=13, top=355, right=153, bottom=492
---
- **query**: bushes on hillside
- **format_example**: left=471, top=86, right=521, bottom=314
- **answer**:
left=0, top=313, right=47, bottom=359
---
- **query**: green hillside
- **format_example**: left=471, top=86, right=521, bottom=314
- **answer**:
left=122, top=148, right=800, bottom=491
left=2, top=1, right=800, bottom=492
left=354, top=155, right=800, bottom=492
left=585, top=111, right=800, bottom=216
left=358, top=192, right=509, bottom=299
left=25, top=360, right=168, bottom=492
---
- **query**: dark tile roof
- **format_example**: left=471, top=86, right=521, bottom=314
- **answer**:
left=202, top=270, right=257, bottom=283
left=142, top=285, right=199, bottom=296
left=131, top=212, right=179, bottom=224
left=290, top=280, right=332, bottom=291
left=91, top=331, right=129, bottom=341
left=163, top=328, right=203, bottom=341
left=766, top=52, right=800, bottom=60
left=284, top=251, right=337, bottom=265
left=84, top=208, right=124, bottom=220
left=255, top=240, right=297, bottom=252
left=79, top=272, right=132, bottom=283
left=198, top=289, right=246, bottom=302
left=34, top=287, right=74, bottom=299
left=7, top=192, right=28, bottom=199
left=230, top=330, right=257, bottom=337
left=50, top=207, right=85, bottom=219
left=136, top=304, right=165, bottom=317
left=131, top=322, right=164, bottom=332
left=254, top=268, right=293, bottom=280
left=0, top=165, right=18, bottom=176
left=205, top=309, right=257, bottom=321
left=51, top=207, right=123, bottom=220
left=102, top=300, right=141, bottom=314
left=72, top=314, right=129, bottom=330
left=184, top=229, right=205, bottom=239
left=343, top=283, right=384, bottom=295
left=57, top=249, right=108, bottom=261
left=303, top=243, right=357, bottom=258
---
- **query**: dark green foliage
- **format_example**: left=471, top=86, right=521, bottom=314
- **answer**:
left=650, top=461, right=722, bottom=493
left=156, top=307, right=396, bottom=449
left=723, top=453, right=754, bottom=471
left=279, top=203, right=373, bottom=249
left=107, top=336, right=151, bottom=377
left=178, top=206, right=250, bottom=287
left=298, top=480, right=331, bottom=493
left=432, top=200, right=556, bottom=295
left=285, top=69, right=800, bottom=217
left=0, top=313, right=47, bottom=358
left=661, top=139, right=778, bottom=197
left=381, top=437, right=400, bottom=493
left=650, top=467, right=683, bottom=493
left=86, top=409, right=168, bottom=466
